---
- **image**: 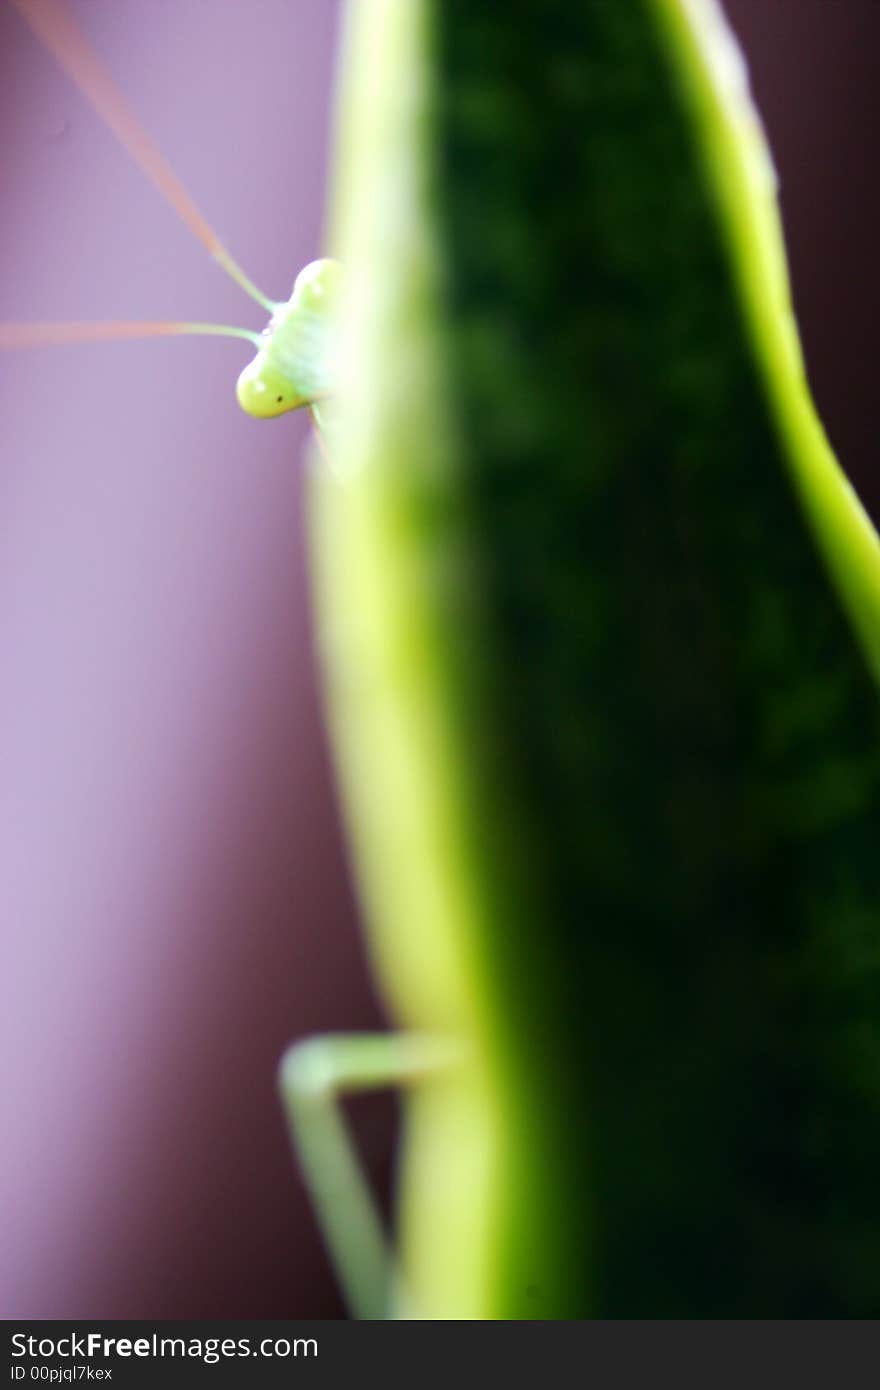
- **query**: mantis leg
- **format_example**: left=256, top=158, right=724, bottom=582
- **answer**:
left=278, top=1032, right=459, bottom=1320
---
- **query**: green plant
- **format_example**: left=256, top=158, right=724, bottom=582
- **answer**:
left=302, top=0, right=880, bottom=1317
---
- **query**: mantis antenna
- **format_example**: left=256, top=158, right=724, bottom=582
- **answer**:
left=10, top=0, right=276, bottom=312
left=0, top=322, right=261, bottom=350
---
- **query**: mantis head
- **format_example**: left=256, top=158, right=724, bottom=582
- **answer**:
left=236, top=258, right=343, bottom=420
left=236, top=354, right=309, bottom=419
left=4, top=2, right=341, bottom=438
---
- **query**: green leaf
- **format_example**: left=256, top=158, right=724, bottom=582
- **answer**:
left=314, top=0, right=880, bottom=1316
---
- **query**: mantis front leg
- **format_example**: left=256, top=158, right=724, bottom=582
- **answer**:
left=278, top=1032, right=460, bottom=1320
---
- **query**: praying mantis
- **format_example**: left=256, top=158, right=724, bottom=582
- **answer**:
left=6, top=0, right=880, bottom=1323
left=1, top=0, right=341, bottom=419
left=1, top=0, right=388, bottom=1319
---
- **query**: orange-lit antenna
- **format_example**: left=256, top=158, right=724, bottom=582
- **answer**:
left=0, top=321, right=261, bottom=350
left=10, top=0, right=276, bottom=311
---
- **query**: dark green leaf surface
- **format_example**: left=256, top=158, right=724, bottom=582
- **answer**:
left=317, top=0, right=880, bottom=1316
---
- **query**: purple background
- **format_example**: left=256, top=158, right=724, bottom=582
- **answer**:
left=0, top=0, right=877, bottom=1319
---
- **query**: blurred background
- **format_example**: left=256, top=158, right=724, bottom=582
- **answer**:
left=0, top=0, right=877, bottom=1319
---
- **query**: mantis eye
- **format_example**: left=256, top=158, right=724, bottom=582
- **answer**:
left=292, top=258, right=343, bottom=313
left=236, top=354, right=307, bottom=419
